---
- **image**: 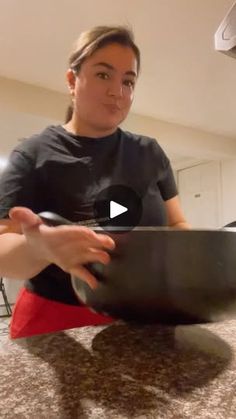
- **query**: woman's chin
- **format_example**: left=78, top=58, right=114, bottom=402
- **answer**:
left=95, top=120, right=121, bottom=133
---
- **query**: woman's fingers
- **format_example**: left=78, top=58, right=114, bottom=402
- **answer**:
left=70, top=265, right=99, bottom=290
left=82, top=248, right=111, bottom=265
left=57, top=248, right=111, bottom=277
left=94, top=232, right=116, bottom=250
left=67, top=226, right=116, bottom=251
left=70, top=249, right=111, bottom=289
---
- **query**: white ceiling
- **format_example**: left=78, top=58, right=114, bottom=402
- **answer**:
left=0, top=0, right=235, bottom=138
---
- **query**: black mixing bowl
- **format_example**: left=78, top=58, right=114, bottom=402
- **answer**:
left=71, top=226, right=236, bottom=324
left=38, top=212, right=236, bottom=325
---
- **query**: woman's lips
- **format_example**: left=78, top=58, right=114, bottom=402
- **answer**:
left=104, top=104, right=121, bottom=112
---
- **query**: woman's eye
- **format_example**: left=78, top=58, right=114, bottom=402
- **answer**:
left=123, top=79, right=135, bottom=88
left=97, top=72, right=110, bottom=80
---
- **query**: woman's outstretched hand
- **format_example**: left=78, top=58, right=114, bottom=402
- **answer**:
left=9, top=207, right=115, bottom=289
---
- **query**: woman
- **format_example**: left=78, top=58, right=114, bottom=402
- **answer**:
left=0, top=25, right=189, bottom=338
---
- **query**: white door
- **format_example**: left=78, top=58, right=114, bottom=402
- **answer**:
left=178, top=161, right=221, bottom=228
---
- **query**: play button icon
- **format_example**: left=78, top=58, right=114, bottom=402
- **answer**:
left=110, top=201, right=128, bottom=219
left=93, top=185, right=142, bottom=232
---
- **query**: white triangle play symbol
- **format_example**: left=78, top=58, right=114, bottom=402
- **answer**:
left=110, top=200, right=128, bottom=219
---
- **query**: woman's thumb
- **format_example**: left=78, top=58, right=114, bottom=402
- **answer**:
left=9, top=207, right=42, bottom=229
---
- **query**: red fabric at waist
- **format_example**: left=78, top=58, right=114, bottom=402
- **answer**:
left=10, top=287, right=114, bottom=339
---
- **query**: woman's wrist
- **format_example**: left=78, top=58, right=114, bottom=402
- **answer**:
left=0, top=232, right=49, bottom=280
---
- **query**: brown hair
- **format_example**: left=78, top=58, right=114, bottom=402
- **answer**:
left=65, top=25, right=140, bottom=123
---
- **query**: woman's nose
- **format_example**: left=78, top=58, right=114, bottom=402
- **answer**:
left=107, top=82, right=123, bottom=98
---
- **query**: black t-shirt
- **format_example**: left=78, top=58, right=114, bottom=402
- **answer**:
left=0, top=125, right=177, bottom=305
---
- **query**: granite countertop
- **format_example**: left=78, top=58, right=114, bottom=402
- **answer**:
left=1, top=319, right=236, bottom=419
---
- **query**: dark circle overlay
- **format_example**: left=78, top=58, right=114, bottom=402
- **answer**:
left=93, top=185, right=142, bottom=233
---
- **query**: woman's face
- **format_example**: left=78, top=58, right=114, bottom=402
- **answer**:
left=67, top=43, right=138, bottom=135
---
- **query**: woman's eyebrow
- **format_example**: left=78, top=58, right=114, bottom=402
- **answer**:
left=92, top=62, right=137, bottom=77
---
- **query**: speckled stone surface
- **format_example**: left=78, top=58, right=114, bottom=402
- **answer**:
left=1, top=319, right=236, bottom=418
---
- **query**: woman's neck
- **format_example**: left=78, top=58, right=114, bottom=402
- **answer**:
left=63, top=117, right=117, bottom=138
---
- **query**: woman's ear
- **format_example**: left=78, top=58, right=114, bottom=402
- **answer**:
left=66, top=69, right=76, bottom=95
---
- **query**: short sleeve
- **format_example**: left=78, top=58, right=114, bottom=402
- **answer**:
left=155, top=143, right=178, bottom=201
left=0, top=149, right=35, bottom=219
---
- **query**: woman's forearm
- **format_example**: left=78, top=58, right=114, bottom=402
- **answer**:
left=0, top=233, right=49, bottom=280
